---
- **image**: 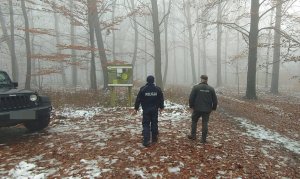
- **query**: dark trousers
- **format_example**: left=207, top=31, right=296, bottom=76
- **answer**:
left=191, top=111, right=210, bottom=141
left=142, top=108, right=158, bottom=144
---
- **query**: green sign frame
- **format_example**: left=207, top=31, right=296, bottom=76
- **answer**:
left=107, top=65, right=133, bottom=86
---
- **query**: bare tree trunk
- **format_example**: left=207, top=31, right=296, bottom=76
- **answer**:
left=21, top=0, right=32, bottom=89
left=0, top=3, right=18, bottom=81
left=245, top=0, right=259, bottom=99
left=236, top=30, right=240, bottom=95
left=265, top=9, right=274, bottom=88
left=112, top=0, right=117, bottom=61
left=144, top=17, right=148, bottom=80
left=216, top=0, right=222, bottom=87
left=151, top=0, right=163, bottom=89
left=130, top=0, right=138, bottom=74
left=29, top=10, right=37, bottom=87
left=54, top=0, right=66, bottom=86
left=172, top=28, right=178, bottom=84
left=185, top=0, right=196, bottom=84
left=90, top=0, right=109, bottom=89
left=8, top=1, right=18, bottom=81
left=201, top=12, right=207, bottom=75
left=270, top=0, right=282, bottom=94
left=196, top=7, right=201, bottom=78
left=162, top=0, right=171, bottom=86
left=87, top=0, right=97, bottom=90
left=224, top=30, right=228, bottom=84
left=70, top=0, right=77, bottom=88
left=184, top=29, right=187, bottom=82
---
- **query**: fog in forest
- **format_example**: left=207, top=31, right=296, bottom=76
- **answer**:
left=0, top=0, right=299, bottom=97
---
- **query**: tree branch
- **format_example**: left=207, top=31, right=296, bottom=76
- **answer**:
left=159, top=0, right=172, bottom=26
left=259, top=27, right=300, bottom=45
left=259, top=0, right=290, bottom=19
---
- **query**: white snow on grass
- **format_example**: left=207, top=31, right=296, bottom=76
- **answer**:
left=125, top=167, right=147, bottom=178
left=56, top=107, right=104, bottom=120
left=167, top=162, right=184, bottom=174
left=8, top=161, right=46, bottom=179
left=164, top=100, right=186, bottom=109
left=168, top=166, right=180, bottom=173
left=234, top=117, right=300, bottom=155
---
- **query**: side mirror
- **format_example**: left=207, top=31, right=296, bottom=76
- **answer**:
left=12, top=82, right=18, bottom=88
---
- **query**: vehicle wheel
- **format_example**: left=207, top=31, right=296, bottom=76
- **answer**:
left=24, top=113, right=50, bottom=132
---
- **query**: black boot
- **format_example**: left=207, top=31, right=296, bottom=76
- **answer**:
left=152, top=136, right=158, bottom=143
left=201, top=132, right=207, bottom=143
left=187, top=135, right=196, bottom=140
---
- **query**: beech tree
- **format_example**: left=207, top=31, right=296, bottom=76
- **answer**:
left=20, top=0, right=32, bottom=89
left=0, top=2, right=18, bottom=81
left=151, top=0, right=163, bottom=89
left=183, top=0, right=196, bottom=84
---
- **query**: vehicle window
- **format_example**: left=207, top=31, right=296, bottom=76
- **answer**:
left=0, top=72, right=10, bottom=85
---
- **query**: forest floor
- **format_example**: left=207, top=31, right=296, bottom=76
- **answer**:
left=0, top=87, right=299, bottom=178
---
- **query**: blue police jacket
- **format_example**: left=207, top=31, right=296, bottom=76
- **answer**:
left=134, top=83, right=164, bottom=111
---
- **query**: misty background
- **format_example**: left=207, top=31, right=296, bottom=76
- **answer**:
left=0, top=0, right=299, bottom=98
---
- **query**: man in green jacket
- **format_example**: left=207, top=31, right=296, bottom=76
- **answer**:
left=188, top=75, right=218, bottom=143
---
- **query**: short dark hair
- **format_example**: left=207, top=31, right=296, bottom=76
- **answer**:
left=200, top=75, right=208, bottom=80
left=146, top=75, right=155, bottom=83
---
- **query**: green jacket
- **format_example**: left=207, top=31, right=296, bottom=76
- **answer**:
left=189, top=82, right=218, bottom=112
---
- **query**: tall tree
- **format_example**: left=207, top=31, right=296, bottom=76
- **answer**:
left=196, top=2, right=201, bottom=78
left=8, top=0, right=18, bottom=81
left=265, top=9, right=274, bottom=88
left=112, top=0, right=117, bottom=61
left=54, top=0, right=67, bottom=86
left=87, top=0, right=97, bottom=90
left=70, top=0, right=77, bottom=87
left=201, top=10, right=208, bottom=75
left=90, top=0, right=109, bottom=89
left=0, top=2, right=18, bottom=81
left=21, top=0, right=32, bottom=89
left=29, top=10, right=37, bottom=87
left=129, top=0, right=139, bottom=74
left=162, top=0, right=171, bottom=86
left=184, top=0, right=197, bottom=84
left=224, top=29, right=228, bottom=84
left=216, top=0, right=222, bottom=87
left=245, top=0, right=259, bottom=99
left=151, top=0, right=163, bottom=89
left=270, top=0, right=282, bottom=94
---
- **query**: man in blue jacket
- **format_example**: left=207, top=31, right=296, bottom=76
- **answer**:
left=134, top=75, right=164, bottom=147
left=188, top=75, right=218, bottom=144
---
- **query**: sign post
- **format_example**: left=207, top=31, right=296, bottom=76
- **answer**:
left=107, top=64, right=133, bottom=107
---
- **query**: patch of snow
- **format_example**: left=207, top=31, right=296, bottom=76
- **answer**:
left=167, top=162, right=184, bottom=174
left=126, top=167, right=147, bottom=178
left=152, top=173, right=163, bottom=178
left=56, top=107, right=103, bottom=120
left=8, top=161, right=46, bottom=179
left=168, top=166, right=180, bottom=174
left=234, top=117, right=300, bottom=154
left=164, top=100, right=186, bottom=109
left=160, top=156, right=169, bottom=162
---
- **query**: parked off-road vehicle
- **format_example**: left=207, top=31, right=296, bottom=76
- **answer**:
left=0, top=70, right=52, bottom=131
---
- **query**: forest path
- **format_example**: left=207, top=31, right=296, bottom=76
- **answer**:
left=0, top=95, right=299, bottom=178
